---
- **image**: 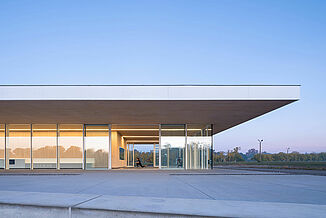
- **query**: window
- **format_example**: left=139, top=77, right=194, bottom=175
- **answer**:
left=186, top=124, right=212, bottom=169
left=161, top=124, right=185, bottom=168
left=59, top=124, right=83, bottom=169
left=0, top=124, right=4, bottom=169
left=32, top=124, right=57, bottom=169
left=7, top=124, right=31, bottom=169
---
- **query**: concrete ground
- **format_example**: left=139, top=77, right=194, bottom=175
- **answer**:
left=0, top=168, right=326, bottom=217
left=216, top=165, right=326, bottom=176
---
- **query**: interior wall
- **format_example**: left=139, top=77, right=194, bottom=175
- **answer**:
left=111, top=131, right=127, bottom=168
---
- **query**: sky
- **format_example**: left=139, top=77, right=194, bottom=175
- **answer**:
left=0, top=0, right=325, bottom=153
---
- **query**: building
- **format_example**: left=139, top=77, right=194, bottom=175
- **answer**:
left=0, top=85, right=300, bottom=170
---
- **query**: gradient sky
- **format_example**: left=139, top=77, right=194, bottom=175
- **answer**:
left=0, top=0, right=325, bottom=153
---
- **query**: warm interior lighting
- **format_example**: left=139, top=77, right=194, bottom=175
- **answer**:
left=4, top=127, right=211, bottom=131
left=111, top=129, right=159, bottom=131
left=112, top=128, right=210, bottom=131
left=126, top=140, right=159, bottom=143
left=122, top=136, right=159, bottom=138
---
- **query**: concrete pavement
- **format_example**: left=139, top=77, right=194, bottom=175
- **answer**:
left=0, top=169, right=325, bottom=217
left=1, top=190, right=326, bottom=218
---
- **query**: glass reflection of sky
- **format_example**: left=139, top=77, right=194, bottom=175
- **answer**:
left=187, top=137, right=211, bottom=148
left=85, top=137, right=109, bottom=152
left=161, top=136, right=185, bottom=148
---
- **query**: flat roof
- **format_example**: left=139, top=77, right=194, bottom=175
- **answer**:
left=0, top=85, right=300, bottom=100
left=0, top=85, right=300, bottom=134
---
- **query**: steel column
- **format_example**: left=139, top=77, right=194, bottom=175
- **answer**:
left=185, top=124, right=187, bottom=170
left=4, top=124, right=7, bottom=170
left=82, top=124, right=85, bottom=170
left=56, top=124, right=59, bottom=170
left=30, top=124, right=33, bottom=170
left=159, top=124, right=161, bottom=169
left=108, top=124, right=111, bottom=170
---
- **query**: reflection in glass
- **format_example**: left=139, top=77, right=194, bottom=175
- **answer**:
left=32, top=124, right=57, bottom=169
left=0, top=124, right=5, bottom=168
left=85, top=125, right=109, bottom=169
left=154, top=143, right=159, bottom=167
left=161, top=124, right=185, bottom=168
left=7, top=124, right=31, bottom=169
left=59, top=124, right=83, bottom=169
left=127, top=143, right=134, bottom=167
left=187, top=124, right=212, bottom=169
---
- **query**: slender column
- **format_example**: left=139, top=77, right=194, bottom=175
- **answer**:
left=158, top=124, right=161, bottom=169
left=206, top=126, right=209, bottom=169
left=30, top=124, right=33, bottom=170
left=210, top=124, right=214, bottom=170
left=4, top=124, right=7, bottom=170
left=206, top=147, right=209, bottom=169
left=201, top=144, right=204, bottom=169
left=153, top=144, right=155, bottom=167
left=167, top=148, right=169, bottom=168
left=56, top=124, right=59, bottom=170
left=185, top=124, right=187, bottom=170
left=132, top=143, right=134, bottom=167
left=127, top=144, right=129, bottom=167
left=194, top=144, right=197, bottom=169
left=108, top=124, right=111, bottom=170
left=82, top=124, right=85, bottom=170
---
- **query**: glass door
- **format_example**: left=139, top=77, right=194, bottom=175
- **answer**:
left=127, top=143, right=134, bottom=167
left=84, top=125, right=109, bottom=170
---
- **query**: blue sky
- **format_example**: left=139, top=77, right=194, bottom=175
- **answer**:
left=0, top=0, right=325, bottom=153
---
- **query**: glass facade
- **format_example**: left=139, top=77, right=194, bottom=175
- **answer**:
left=0, top=123, right=213, bottom=170
left=59, top=124, right=83, bottom=169
left=186, top=124, right=212, bottom=169
left=127, top=143, right=134, bottom=167
left=85, top=125, right=109, bottom=169
left=161, top=124, right=186, bottom=168
left=154, top=143, right=159, bottom=167
left=7, top=124, right=31, bottom=169
left=32, top=124, right=57, bottom=169
left=0, top=124, right=5, bottom=169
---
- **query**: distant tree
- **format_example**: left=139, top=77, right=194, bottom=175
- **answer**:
left=253, top=152, right=326, bottom=162
left=245, top=148, right=258, bottom=161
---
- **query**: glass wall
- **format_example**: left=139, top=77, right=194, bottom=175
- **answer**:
left=59, top=124, right=83, bottom=169
left=161, top=124, right=185, bottom=168
left=7, top=124, right=31, bottom=169
left=154, top=143, right=159, bottom=167
left=0, top=123, right=213, bottom=170
left=85, top=125, right=109, bottom=169
left=0, top=124, right=5, bottom=169
left=187, top=124, right=212, bottom=169
left=32, top=124, right=57, bottom=169
left=127, top=143, right=134, bottom=167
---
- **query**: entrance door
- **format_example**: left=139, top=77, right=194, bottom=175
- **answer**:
left=84, top=125, right=109, bottom=170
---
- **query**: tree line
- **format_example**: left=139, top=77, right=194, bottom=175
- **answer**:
left=213, top=147, right=326, bottom=163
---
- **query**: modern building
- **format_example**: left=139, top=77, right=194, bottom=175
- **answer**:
left=0, top=85, right=300, bottom=170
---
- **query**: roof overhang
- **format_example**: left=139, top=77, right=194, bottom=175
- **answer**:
left=0, top=85, right=300, bottom=134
